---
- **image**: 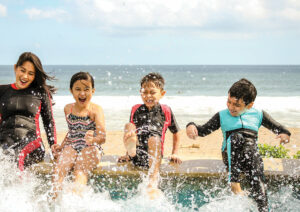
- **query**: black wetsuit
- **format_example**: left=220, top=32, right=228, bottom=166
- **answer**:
left=0, top=84, right=57, bottom=170
left=187, top=110, right=291, bottom=212
left=130, top=104, right=179, bottom=167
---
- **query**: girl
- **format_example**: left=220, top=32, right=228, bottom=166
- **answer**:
left=0, top=52, right=57, bottom=171
left=51, top=72, right=106, bottom=199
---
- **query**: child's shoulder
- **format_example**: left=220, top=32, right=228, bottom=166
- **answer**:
left=64, top=103, right=73, bottom=113
left=89, top=102, right=104, bottom=114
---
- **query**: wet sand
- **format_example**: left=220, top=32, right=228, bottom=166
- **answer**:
left=45, top=127, right=300, bottom=160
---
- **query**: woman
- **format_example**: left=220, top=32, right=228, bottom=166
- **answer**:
left=0, top=52, right=57, bottom=171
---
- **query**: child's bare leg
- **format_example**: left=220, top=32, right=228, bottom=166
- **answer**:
left=146, top=136, right=162, bottom=199
left=51, top=146, right=77, bottom=199
left=123, top=123, right=137, bottom=157
left=231, top=182, right=243, bottom=194
left=73, top=146, right=101, bottom=193
left=147, top=136, right=162, bottom=188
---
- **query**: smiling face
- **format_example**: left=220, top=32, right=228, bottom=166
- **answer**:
left=14, top=61, right=36, bottom=90
left=226, top=94, right=254, bottom=116
left=140, top=82, right=166, bottom=110
left=70, top=79, right=95, bottom=108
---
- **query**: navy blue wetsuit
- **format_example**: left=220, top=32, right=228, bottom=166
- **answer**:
left=0, top=84, right=57, bottom=170
left=130, top=104, right=179, bottom=167
left=187, top=108, right=291, bottom=212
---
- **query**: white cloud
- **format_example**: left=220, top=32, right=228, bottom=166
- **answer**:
left=24, top=8, right=69, bottom=22
left=0, top=4, right=7, bottom=17
left=71, top=0, right=300, bottom=33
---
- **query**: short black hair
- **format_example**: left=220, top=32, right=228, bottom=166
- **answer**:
left=70, top=72, right=94, bottom=89
left=140, top=72, right=165, bottom=90
left=228, top=78, right=257, bottom=105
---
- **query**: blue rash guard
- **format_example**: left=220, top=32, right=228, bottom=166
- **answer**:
left=187, top=108, right=291, bottom=212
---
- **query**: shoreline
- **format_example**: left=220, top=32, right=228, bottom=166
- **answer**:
left=44, top=127, right=300, bottom=160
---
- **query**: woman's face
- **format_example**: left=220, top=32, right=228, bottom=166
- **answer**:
left=14, top=61, right=36, bottom=90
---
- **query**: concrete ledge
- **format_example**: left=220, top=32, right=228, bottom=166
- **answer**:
left=31, top=155, right=300, bottom=179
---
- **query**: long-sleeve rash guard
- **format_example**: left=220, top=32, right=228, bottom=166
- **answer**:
left=0, top=84, right=57, bottom=169
left=187, top=110, right=291, bottom=139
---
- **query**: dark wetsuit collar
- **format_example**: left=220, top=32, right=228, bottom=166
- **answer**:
left=144, top=103, right=161, bottom=111
left=11, top=83, right=19, bottom=90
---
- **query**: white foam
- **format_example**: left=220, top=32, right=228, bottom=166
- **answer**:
left=51, top=95, right=300, bottom=131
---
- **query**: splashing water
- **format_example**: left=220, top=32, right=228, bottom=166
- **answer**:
left=0, top=149, right=299, bottom=211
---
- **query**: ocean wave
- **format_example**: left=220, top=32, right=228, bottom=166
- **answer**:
left=51, top=96, right=300, bottom=131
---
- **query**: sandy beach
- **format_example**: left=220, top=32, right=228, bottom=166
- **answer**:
left=47, top=127, right=300, bottom=161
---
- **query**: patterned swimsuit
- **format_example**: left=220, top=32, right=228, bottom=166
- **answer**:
left=65, top=107, right=102, bottom=153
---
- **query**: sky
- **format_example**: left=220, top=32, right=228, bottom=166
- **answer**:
left=0, top=0, right=300, bottom=65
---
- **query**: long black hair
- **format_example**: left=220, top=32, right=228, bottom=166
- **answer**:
left=16, top=52, right=56, bottom=97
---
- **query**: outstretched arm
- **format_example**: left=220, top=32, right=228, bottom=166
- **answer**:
left=168, top=109, right=181, bottom=163
left=261, top=110, right=291, bottom=144
left=41, top=91, right=57, bottom=147
left=170, top=132, right=182, bottom=164
left=186, top=113, right=220, bottom=139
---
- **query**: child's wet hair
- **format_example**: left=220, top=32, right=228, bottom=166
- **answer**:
left=228, top=78, right=257, bottom=105
left=70, top=72, right=94, bottom=89
left=140, top=72, right=165, bottom=90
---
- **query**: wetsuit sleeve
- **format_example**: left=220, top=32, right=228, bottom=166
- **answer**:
left=168, top=108, right=180, bottom=134
left=0, top=85, right=7, bottom=97
left=40, top=91, right=57, bottom=146
left=0, top=85, right=9, bottom=123
left=186, top=113, right=221, bottom=137
left=261, top=110, right=291, bottom=136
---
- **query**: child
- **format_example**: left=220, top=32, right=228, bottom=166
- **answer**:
left=51, top=72, right=106, bottom=199
left=186, top=78, right=291, bottom=212
left=118, top=72, right=181, bottom=198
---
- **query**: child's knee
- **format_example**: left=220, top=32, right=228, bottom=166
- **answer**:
left=80, top=146, right=101, bottom=161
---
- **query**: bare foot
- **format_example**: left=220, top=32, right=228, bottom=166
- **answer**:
left=124, top=136, right=137, bottom=157
left=146, top=186, right=163, bottom=200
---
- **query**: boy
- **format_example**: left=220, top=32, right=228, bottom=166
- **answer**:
left=118, top=72, right=181, bottom=197
left=186, top=78, right=290, bottom=212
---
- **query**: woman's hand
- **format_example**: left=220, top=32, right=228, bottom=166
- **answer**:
left=51, top=144, right=62, bottom=159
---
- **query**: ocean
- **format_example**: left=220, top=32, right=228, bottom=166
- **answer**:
left=1, top=65, right=300, bottom=131
left=1, top=65, right=300, bottom=211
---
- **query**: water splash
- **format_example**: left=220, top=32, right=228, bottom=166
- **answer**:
left=0, top=150, right=299, bottom=211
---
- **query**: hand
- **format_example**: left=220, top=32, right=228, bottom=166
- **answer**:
left=186, top=125, right=198, bottom=140
left=169, top=154, right=182, bottom=164
left=276, top=134, right=290, bottom=145
left=51, top=144, right=62, bottom=159
left=85, top=130, right=94, bottom=145
left=117, top=154, right=131, bottom=163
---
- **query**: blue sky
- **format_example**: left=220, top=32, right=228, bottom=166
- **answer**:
left=0, top=0, right=300, bottom=65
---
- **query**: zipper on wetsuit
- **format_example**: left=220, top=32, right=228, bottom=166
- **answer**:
left=239, top=115, right=244, bottom=128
